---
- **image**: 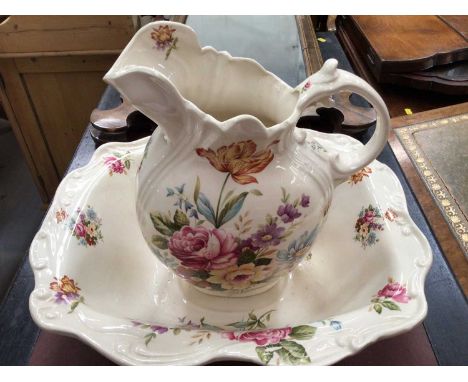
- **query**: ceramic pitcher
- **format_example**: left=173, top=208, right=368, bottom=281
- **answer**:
left=104, top=21, right=390, bottom=297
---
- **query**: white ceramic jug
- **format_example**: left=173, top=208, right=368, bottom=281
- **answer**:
left=104, top=21, right=390, bottom=297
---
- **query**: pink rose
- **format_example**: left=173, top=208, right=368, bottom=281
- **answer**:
left=112, top=161, right=125, bottom=174
left=224, top=327, right=292, bottom=346
left=74, top=222, right=86, bottom=238
left=105, top=156, right=125, bottom=174
left=378, top=282, right=410, bottom=303
left=104, top=156, right=117, bottom=165
left=364, top=211, right=375, bottom=223
left=168, top=226, right=238, bottom=271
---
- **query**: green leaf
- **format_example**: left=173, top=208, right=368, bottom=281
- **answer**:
left=124, top=159, right=131, bottom=169
left=281, top=187, right=290, bottom=203
left=276, top=340, right=311, bottom=365
left=250, top=189, right=263, bottom=196
left=254, top=258, right=272, bottom=266
left=196, top=192, right=217, bottom=226
left=194, top=176, right=200, bottom=202
left=237, top=248, right=257, bottom=265
left=68, top=296, right=84, bottom=314
left=289, top=325, right=317, bottom=340
left=150, top=212, right=175, bottom=236
left=218, top=192, right=249, bottom=227
left=191, top=269, right=210, bottom=280
left=222, top=189, right=234, bottom=205
left=173, top=209, right=189, bottom=228
left=173, top=328, right=181, bottom=335
left=145, top=332, right=156, bottom=346
left=248, top=312, right=257, bottom=321
left=267, top=214, right=275, bottom=225
left=226, top=321, right=251, bottom=330
left=256, top=347, right=274, bottom=365
left=69, top=300, right=80, bottom=313
left=152, top=235, right=168, bottom=249
left=382, top=300, right=401, bottom=311
left=374, top=303, right=383, bottom=314
left=195, top=220, right=205, bottom=226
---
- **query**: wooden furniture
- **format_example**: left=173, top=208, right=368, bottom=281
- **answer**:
left=0, top=16, right=135, bottom=202
left=389, top=103, right=468, bottom=295
left=336, top=16, right=468, bottom=95
left=336, top=16, right=468, bottom=117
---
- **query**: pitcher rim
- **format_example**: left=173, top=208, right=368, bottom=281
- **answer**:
left=103, top=20, right=305, bottom=134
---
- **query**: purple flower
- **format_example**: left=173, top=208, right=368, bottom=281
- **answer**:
left=300, top=194, right=310, bottom=208
left=236, top=238, right=259, bottom=254
left=53, top=291, right=79, bottom=304
left=150, top=325, right=169, bottom=334
left=132, top=321, right=169, bottom=334
left=277, top=204, right=301, bottom=223
left=251, top=223, right=285, bottom=248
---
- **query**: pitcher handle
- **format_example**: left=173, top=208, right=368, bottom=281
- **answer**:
left=296, top=59, right=390, bottom=181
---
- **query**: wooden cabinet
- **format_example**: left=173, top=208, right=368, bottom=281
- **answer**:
left=0, top=16, right=135, bottom=202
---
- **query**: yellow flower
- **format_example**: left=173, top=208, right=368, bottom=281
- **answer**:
left=86, top=223, right=97, bottom=236
left=349, top=167, right=372, bottom=184
left=151, top=25, right=176, bottom=49
left=50, top=275, right=81, bottom=295
left=358, top=223, right=370, bottom=237
left=207, top=263, right=274, bottom=290
left=196, top=140, right=279, bottom=185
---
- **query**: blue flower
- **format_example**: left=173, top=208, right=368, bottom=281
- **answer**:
left=86, top=207, right=97, bottom=221
left=330, top=320, right=342, bottom=330
left=277, top=229, right=317, bottom=262
left=189, top=209, right=199, bottom=219
left=185, top=200, right=194, bottom=211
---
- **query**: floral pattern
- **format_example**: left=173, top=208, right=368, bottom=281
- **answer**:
left=196, top=139, right=278, bottom=185
left=308, top=140, right=327, bottom=153
left=384, top=208, right=398, bottom=222
left=370, top=278, right=411, bottom=314
left=300, top=80, right=311, bottom=93
left=49, top=275, right=84, bottom=313
left=168, top=226, right=238, bottom=271
left=104, top=152, right=132, bottom=176
left=132, top=310, right=342, bottom=365
left=348, top=167, right=372, bottom=184
left=69, top=205, right=103, bottom=247
left=354, top=205, right=399, bottom=249
left=151, top=25, right=178, bottom=59
left=55, top=208, right=68, bottom=223
left=148, top=139, right=315, bottom=292
left=354, top=204, right=384, bottom=248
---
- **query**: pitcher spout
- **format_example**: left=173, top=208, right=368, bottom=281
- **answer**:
left=104, top=20, right=301, bottom=142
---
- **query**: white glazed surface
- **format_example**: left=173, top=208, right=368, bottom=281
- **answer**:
left=104, top=21, right=391, bottom=296
left=29, top=132, right=432, bottom=365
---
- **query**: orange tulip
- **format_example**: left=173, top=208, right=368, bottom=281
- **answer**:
left=151, top=25, right=176, bottom=49
left=196, top=140, right=279, bottom=185
left=50, top=275, right=81, bottom=295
